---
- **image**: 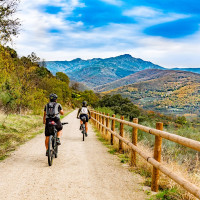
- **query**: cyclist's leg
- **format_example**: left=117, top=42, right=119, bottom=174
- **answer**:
left=85, top=122, right=88, bottom=133
left=57, top=130, right=62, bottom=138
left=45, top=136, right=49, bottom=150
left=56, top=118, right=63, bottom=138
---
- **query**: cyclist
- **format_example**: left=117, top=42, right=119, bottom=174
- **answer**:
left=77, top=101, right=91, bottom=136
left=43, top=93, right=64, bottom=156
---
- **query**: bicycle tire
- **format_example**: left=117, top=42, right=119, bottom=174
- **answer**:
left=82, top=129, right=85, bottom=141
left=55, top=136, right=58, bottom=158
left=48, top=135, right=53, bottom=166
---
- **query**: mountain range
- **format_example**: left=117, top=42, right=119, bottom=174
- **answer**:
left=45, top=54, right=164, bottom=87
left=45, top=54, right=200, bottom=116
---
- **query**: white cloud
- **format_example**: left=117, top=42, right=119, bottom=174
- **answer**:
left=123, top=6, right=190, bottom=26
left=12, top=1, right=200, bottom=69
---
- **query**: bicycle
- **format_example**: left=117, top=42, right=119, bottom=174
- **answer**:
left=80, top=116, right=87, bottom=141
left=47, top=121, right=68, bottom=166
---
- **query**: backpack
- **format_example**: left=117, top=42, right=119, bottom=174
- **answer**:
left=46, top=102, right=57, bottom=118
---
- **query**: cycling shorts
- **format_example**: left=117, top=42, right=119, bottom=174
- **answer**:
left=45, top=118, right=63, bottom=136
left=80, top=114, right=89, bottom=122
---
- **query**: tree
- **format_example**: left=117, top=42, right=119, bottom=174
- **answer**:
left=56, top=72, right=70, bottom=85
left=0, top=0, right=20, bottom=43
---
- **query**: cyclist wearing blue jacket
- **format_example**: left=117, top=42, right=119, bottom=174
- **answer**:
left=77, top=101, right=91, bottom=136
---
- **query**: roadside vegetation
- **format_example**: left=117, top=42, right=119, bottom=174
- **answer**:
left=93, top=94, right=200, bottom=200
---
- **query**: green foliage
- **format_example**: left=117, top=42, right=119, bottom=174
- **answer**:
left=0, top=0, right=20, bottom=43
left=0, top=46, right=72, bottom=113
left=71, top=89, right=99, bottom=108
left=56, top=72, right=70, bottom=85
left=96, top=94, right=140, bottom=120
left=176, top=116, right=187, bottom=125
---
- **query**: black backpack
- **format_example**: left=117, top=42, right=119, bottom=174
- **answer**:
left=46, top=102, right=57, bottom=118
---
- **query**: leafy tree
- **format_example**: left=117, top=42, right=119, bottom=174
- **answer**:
left=56, top=72, right=70, bottom=85
left=27, top=52, right=40, bottom=64
left=0, top=0, right=20, bottom=43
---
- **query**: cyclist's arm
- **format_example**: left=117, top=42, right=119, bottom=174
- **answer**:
left=88, top=109, right=91, bottom=118
left=77, top=108, right=81, bottom=118
left=60, top=110, right=64, bottom=115
left=59, top=104, right=64, bottom=115
left=43, top=111, right=46, bottom=124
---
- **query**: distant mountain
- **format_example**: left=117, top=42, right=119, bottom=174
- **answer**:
left=45, top=54, right=164, bottom=88
left=172, top=68, right=200, bottom=74
left=94, top=69, right=167, bottom=92
left=103, top=69, right=200, bottom=116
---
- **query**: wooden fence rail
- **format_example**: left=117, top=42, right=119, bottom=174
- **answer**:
left=90, top=110, right=200, bottom=199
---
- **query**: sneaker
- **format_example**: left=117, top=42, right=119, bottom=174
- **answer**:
left=46, top=150, right=48, bottom=156
left=56, top=138, right=61, bottom=145
left=85, top=133, right=88, bottom=137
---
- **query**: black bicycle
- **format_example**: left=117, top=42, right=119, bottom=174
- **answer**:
left=80, top=116, right=87, bottom=141
left=47, top=121, right=68, bottom=166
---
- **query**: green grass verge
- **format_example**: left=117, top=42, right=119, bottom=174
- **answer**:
left=0, top=109, right=73, bottom=161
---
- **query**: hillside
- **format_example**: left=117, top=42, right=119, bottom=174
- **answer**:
left=103, top=69, right=200, bottom=116
left=172, top=68, right=200, bottom=74
left=94, top=69, right=168, bottom=92
left=45, top=54, right=164, bottom=87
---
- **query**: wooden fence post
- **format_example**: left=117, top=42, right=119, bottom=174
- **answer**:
left=95, top=112, right=98, bottom=128
left=106, top=113, right=109, bottom=135
left=131, top=118, right=138, bottom=166
left=97, top=112, right=99, bottom=130
left=102, top=112, right=105, bottom=134
left=99, top=112, right=102, bottom=132
left=119, top=116, right=124, bottom=152
left=151, top=122, right=163, bottom=192
left=111, top=114, right=115, bottom=145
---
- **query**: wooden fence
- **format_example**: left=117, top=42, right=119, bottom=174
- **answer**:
left=90, top=110, right=200, bottom=199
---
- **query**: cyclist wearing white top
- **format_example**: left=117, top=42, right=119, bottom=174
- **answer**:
left=77, top=101, right=91, bottom=136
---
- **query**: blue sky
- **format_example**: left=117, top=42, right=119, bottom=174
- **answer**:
left=14, top=0, right=200, bottom=68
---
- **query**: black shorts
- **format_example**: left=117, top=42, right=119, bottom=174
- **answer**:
left=80, top=114, right=89, bottom=122
left=45, top=118, right=63, bottom=136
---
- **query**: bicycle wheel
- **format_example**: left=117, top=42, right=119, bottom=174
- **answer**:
left=54, top=136, right=58, bottom=158
left=48, top=135, right=54, bottom=166
left=82, top=125, right=85, bottom=141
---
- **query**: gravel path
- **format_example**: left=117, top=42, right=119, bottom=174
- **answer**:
left=0, top=110, right=147, bottom=200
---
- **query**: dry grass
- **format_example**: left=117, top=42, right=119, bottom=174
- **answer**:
left=92, top=118, right=200, bottom=200
left=0, top=108, right=73, bottom=160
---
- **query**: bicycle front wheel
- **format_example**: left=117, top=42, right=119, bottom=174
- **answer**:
left=48, top=135, right=54, bottom=166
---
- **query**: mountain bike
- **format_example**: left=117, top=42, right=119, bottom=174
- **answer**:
left=47, top=121, right=68, bottom=166
left=80, top=116, right=87, bottom=141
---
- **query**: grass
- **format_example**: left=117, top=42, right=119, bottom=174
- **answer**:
left=0, top=107, right=73, bottom=161
left=149, top=188, right=181, bottom=200
left=0, top=112, right=43, bottom=160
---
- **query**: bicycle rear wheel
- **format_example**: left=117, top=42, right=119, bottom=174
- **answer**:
left=54, top=138, right=58, bottom=158
left=48, top=135, right=54, bottom=166
left=82, top=124, right=85, bottom=141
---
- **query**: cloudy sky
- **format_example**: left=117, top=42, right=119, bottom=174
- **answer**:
left=13, top=0, right=200, bottom=68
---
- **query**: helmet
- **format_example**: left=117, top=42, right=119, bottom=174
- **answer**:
left=82, top=101, right=87, bottom=107
left=49, top=93, right=58, bottom=102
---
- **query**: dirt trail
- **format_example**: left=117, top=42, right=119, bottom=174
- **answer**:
left=0, top=110, right=147, bottom=200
